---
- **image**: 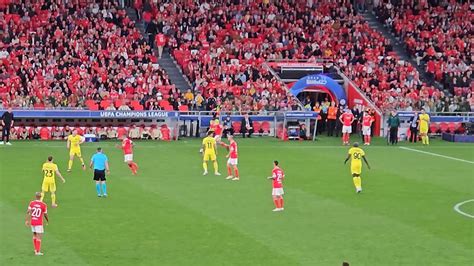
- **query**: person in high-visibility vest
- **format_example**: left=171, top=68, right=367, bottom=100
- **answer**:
left=313, top=103, right=322, bottom=135
left=326, top=101, right=338, bottom=136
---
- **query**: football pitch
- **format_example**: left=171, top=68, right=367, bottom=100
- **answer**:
left=0, top=137, right=473, bottom=266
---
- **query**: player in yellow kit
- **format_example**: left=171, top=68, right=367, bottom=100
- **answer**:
left=344, top=142, right=371, bottom=193
left=201, top=131, right=220, bottom=176
left=41, top=156, right=66, bottom=208
left=67, top=130, right=86, bottom=172
left=418, top=109, right=430, bottom=145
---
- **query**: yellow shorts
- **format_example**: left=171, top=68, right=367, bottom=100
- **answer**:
left=419, top=126, right=428, bottom=134
left=70, top=148, right=82, bottom=157
left=351, top=163, right=362, bottom=175
left=42, top=180, right=56, bottom=192
left=203, top=152, right=216, bottom=162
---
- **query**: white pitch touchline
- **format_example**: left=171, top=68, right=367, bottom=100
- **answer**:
left=454, top=199, right=474, bottom=218
left=399, top=147, right=474, bottom=164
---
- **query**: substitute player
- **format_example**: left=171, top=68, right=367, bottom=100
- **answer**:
left=418, top=109, right=430, bottom=145
left=344, top=142, right=371, bottom=193
left=267, top=160, right=285, bottom=212
left=25, top=192, right=48, bottom=256
left=362, top=111, right=374, bottom=145
left=66, top=129, right=86, bottom=172
left=117, top=136, right=138, bottom=175
left=202, top=131, right=220, bottom=176
left=224, top=134, right=239, bottom=181
left=41, top=156, right=66, bottom=208
left=339, top=109, right=355, bottom=145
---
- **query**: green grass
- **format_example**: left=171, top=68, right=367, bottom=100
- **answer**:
left=0, top=137, right=473, bottom=266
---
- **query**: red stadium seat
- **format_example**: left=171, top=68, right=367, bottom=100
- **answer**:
left=448, top=123, right=460, bottom=133
left=232, top=121, right=241, bottom=134
left=261, top=121, right=271, bottom=133
left=179, top=105, right=189, bottom=112
left=100, top=100, right=111, bottom=109
left=253, top=121, right=261, bottom=134
left=429, top=123, right=439, bottom=134
left=439, top=123, right=449, bottom=133
left=164, top=105, right=174, bottom=111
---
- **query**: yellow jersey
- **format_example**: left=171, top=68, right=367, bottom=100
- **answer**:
left=419, top=113, right=430, bottom=128
left=348, top=147, right=365, bottom=165
left=42, top=162, right=58, bottom=183
left=202, top=136, right=216, bottom=154
left=68, top=135, right=82, bottom=150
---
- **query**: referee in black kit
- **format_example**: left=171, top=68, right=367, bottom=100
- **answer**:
left=1, top=107, right=14, bottom=145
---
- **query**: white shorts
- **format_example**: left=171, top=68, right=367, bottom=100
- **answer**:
left=227, top=158, right=238, bottom=165
left=124, top=154, right=133, bottom=162
left=31, top=225, right=44, bottom=233
left=342, top=125, right=352, bottom=134
left=272, top=188, right=284, bottom=196
left=362, top=126, right=371, bottom=136
left=214, top=135, right=221, bottom=142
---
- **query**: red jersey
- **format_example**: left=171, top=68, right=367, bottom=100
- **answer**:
left=229, top=141, right=238, bottom=159
left=122, top=138, right=133, bottom=155
left=271, top=167, right=284, bottom=188
left=341, top=113, right=354, bottom=126
left=28, top=200, right=47, bottom=226
left=362, top=115, right=374, bottom=127
left=215, top=124, right=222, bottom=135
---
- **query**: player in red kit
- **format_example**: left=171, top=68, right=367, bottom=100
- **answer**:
left=362, top=111, right=375, bottom=145
left=25, top=192, right=48, bottom=256
left=117, top=136, right=138, bottom=175
left=339, top=109, right=355, bottom=145
left=224, top=134, right=239, bottom=181
left=267, top=161, right=285, bottom=212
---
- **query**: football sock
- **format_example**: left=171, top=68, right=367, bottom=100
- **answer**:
left=33, top=238, right=37, bottom=252
left=227, top=166, right=232, bottom=176
left=353, top=177, right=362, bottom=190
left=40, top=192, right=44, bottom=202
left=213, top=161, right=219, bottom=173
left=132, top=162, right=138, bottom=170
left=68, top=160, right=73, bottom=170
left=96, top=183, right=101, bottom=195
left=202, top=162, right=208, bottom=172
left=426, top=136, right=429, bottom=145
left=51, top=194, right=56, bottom=205
left=368, top=136, right=371, bottom=144
left=234, top=169, right=239, bottom=178
left=128, top=163, right=134, bottom=173
left=79, top=157, right=85, bottom=165
left=102, top=183, right=107, bottom=195
left=36, top=239, right=41, bottom=252
left=273, top=198, right=279, bottom=208
left=279, top=197, right=284, bottom=208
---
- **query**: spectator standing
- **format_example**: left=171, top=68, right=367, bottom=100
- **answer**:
left=327, top=102, right=337, bottom=136
left=387, top=111, right=400, bottom=145
left=1, top=107, right=14, bottom=145
left=222, top=116, right=233, bottom=138
left=241, top=114, right=253, bottom=138
left=409, top=112, right=419, bottom=143
left=155, top=32, right=166, bottom=59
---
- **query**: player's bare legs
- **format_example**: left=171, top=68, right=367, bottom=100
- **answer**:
left=78, top=156, right=86, bottom=170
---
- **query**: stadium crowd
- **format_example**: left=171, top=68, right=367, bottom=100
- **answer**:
left=0, top=0, right=471, bottom=113
left=375, top=0, right=473, bottom=111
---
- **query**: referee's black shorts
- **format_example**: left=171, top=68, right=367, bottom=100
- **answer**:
left=93, top=169, right=106, bottom=181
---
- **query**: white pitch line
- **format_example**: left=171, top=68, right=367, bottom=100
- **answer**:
left=399, top=147, right=474, bottom=164
left=454, top=199, right=474, bottom=218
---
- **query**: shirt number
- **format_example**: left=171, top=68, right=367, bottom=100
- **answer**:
left=43, top=169, right=53, bottom=177
left=31, top=207, right=42, bottom=218
left=353, top=152, right=361, bottom=159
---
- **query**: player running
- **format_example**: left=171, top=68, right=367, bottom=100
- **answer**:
left=25, top=192, right=48, bottom=256
left=339, top=109, right=355, bottom=145
left=362, top=111, right=374, bottom=145
left=418, top=109, right=430, bottom=145
left=117, top=136, right=139, bottom=175
left=344, top=142, right=371, bottom=193
left=223, top=134, right=239, bottom=181
left=202, top=131, right=220, bottom=176
left=41, top=156, right=66, bottom=208
left=267, top=160, right=285, bottom=212
left=66, top=129, right=86, bottom=171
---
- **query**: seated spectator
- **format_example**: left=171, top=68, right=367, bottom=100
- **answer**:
left=107, top=127, right=118, bottom=139
left=129, top=125, right=141, bottom=139
left=141, top=127, right=151, bottom=139
left=149, top=126, right=162, bottom=140
left=97, top=127, right=107, bottom=140
left=52, top=127, right=64, bottom=140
